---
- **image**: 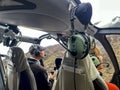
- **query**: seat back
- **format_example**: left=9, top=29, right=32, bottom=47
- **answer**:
left=52, top=53, right=108, bottom=90
left=0, top=56, right=5, bottom=90
left=5, top=47, right=37, bottom=90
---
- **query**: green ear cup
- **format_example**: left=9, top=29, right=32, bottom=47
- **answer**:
left=90, top=55, right=100, bottom=67
left=68, top=34, right=87, bottom=59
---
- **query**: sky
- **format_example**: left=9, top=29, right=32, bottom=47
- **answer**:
left=0, top=0, right=120, bottom=54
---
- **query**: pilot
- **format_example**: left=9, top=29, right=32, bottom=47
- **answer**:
left=28, top=44, right=54, bottom=90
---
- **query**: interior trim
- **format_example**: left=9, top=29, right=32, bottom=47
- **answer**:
left=0, top=0, right=36, bottom=11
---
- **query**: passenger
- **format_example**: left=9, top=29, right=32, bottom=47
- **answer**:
left=28, top=44, right=54, bottom=90
left=90, top=44, right=119, bottom=90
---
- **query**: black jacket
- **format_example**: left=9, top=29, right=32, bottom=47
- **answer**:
left=28, top=58, right=54, bottom=90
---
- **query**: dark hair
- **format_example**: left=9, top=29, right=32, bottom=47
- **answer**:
left=29, top=44, right=45, bottom=57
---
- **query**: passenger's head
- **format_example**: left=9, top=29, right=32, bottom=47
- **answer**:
left=90, top=46, right=101, bottom=56
left=89, top=38, right=101, bottom=56
left=29, top=44, right=45, bottom=59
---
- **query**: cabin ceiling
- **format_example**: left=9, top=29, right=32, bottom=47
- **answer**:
left=0, top=0, right=84, bottom=33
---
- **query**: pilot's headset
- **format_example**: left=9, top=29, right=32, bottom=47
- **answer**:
left=29, top=44, right=45, bottom=57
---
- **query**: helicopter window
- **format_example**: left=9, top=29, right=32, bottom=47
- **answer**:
left=106, top=35, right=120, bottom=68
left=95, top=39, right=114, bottom=82
left=81, top=0, right=120, bottom=28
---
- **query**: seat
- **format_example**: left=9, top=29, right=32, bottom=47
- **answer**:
left=5, top=47, right=37, bottom=90
left=52, top=52, right=108, bottom=90
left=0, top=56, right=5, bottom=90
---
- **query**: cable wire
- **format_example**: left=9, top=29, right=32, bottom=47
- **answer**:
left=74, top=58, right=77, bottom=90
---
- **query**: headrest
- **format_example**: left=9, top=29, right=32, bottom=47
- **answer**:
left=10, top=46, right=28, bottom=72
left=75, top=3, right=92, bottom=25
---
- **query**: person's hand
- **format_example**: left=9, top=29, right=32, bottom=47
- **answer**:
left=49, top=72, right=55, bottom=80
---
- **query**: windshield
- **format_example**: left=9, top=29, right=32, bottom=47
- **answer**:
left=81, top=0, right=120, bottom=27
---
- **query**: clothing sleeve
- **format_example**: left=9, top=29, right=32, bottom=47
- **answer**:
left=49, top=78, right=54, bottom=87
left=36, top=69, right=53, bottom=90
